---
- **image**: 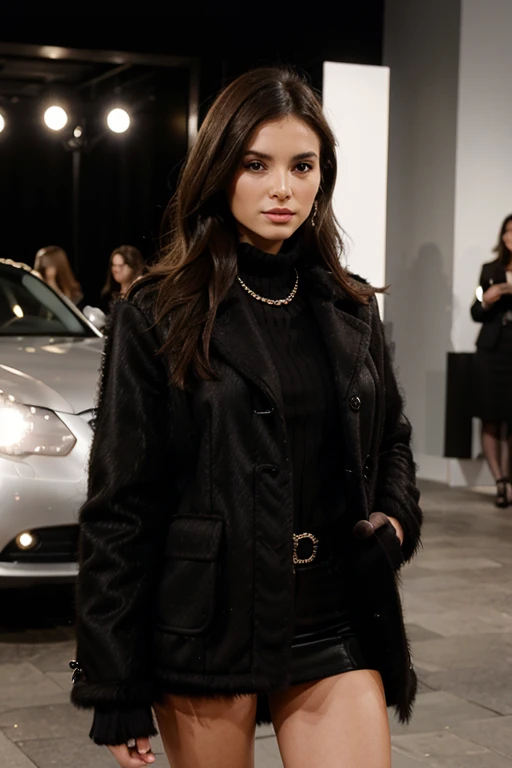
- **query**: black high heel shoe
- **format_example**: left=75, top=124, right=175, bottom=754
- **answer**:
left=495, top=477, right=510, bottom=508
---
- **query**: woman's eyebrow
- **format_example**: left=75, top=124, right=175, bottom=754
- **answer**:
left=243, top=150, right=318, bottom=161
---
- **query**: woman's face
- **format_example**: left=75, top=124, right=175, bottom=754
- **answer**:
left=228, top=116, right=322, bottom=255
left=111, top=254, right=134, bottom=286
left=502, top=221, right=512, bottom=254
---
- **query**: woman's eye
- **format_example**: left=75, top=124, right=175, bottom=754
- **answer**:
left=245, top=161, right=265, bottom=172
left=295, top=162, right=313, bottom=173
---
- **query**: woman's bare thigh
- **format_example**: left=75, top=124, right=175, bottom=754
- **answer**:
left=269, top=670, right=391, bottom=768
left=153, top=693, right=257, bottom=768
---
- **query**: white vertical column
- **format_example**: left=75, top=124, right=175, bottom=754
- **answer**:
left=322, top=61, right=390, bottom=316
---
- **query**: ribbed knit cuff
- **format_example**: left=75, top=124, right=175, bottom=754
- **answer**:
left=89, top=706, right=158, bottom=746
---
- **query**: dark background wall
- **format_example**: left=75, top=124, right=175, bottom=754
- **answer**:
left=0, top=10, right=384, bottom=306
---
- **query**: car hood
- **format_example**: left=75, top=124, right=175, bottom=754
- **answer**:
left=0, top=336, right=104, bottom=414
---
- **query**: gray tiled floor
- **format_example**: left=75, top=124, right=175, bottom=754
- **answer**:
left=1, top=479, right=512, bottom=767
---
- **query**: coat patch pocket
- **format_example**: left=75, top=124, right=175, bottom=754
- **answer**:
left=155, top=516, right=223, bottom=635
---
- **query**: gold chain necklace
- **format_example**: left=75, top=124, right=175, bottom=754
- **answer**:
left=237, top=269, right=299, bottom=306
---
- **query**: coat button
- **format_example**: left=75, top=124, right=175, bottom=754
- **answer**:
left=349, top=395, right=361, bottom=411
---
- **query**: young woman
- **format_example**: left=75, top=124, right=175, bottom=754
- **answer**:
left=70, top=67, right=422, bottom=768
left=471, top=213, right=512, bottom=507
left=34, top=245, right=84, bottom=306
left=100, top=244, right=145, bottom=313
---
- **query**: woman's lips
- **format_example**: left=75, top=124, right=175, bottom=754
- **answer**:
left=262, top=212, right=295, bottom=223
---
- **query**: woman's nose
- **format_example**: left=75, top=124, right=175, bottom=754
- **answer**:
left=269, top=171, right=291, bottom=200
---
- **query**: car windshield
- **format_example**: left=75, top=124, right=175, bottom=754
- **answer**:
left=0, top=263, right=95, bottom=337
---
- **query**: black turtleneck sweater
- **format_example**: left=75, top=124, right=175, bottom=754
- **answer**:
left=237, top=242, right=345, bottom=534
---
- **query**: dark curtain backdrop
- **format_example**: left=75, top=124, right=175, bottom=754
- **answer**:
left=0, top=12, right=384, bottom=307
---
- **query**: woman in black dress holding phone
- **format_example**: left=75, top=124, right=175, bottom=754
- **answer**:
left=472, top=214, right=512, bottom=506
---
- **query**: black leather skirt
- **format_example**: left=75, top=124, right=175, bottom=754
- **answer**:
left=289, top=554, right=366, bottom=685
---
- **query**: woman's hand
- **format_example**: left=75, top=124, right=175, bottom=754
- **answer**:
left=482, top=283, right=512, bottom=306
left=386, top=516, right=404, bottom=545
left=352, top=512, right=405, bottom=570
left=108, top=737, right=155, bottom=767
left=353, top=512, right=404, bottom=545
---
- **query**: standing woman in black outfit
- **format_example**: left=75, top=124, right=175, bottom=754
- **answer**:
left=70, top=67, right=422, bottom=768
left=471, top=213, right=512, bottom=507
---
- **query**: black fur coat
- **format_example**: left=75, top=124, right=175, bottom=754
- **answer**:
left=71, top=262, right=422, bottom=734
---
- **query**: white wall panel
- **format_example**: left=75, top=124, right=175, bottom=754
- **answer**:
left=323, top=61, right=390, bottom=316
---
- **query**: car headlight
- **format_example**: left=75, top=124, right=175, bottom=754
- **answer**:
left=0, top=394, right=76, bottom=456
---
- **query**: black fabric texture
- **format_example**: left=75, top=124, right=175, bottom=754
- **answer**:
left=90, top=706, right=158, bottom=746
left=71, top=248, right=423, bottom=741
left=471, top=260, right=512, bottom=422
left=237, top=241, right=346, bottom=534
left=238, top=241, right=359, bottom=672
left=471, top=260, right=512, bottom=349
left=473, top=325, right=512, bottom=423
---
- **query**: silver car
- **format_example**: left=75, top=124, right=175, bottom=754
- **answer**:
left=0, top=258, right=104, bottom=586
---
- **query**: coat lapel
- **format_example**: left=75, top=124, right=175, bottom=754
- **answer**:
left=211, top=267, right=373, bottom=416
left=210, top=283, right=284, bottom=411
left=304, top=267, right=373, bottom=522
left=303, top=266, right=373, bottom=404
left=211, top=266, right=373, bottom=525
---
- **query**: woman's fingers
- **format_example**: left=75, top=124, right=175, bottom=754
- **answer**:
left=135, top=737, right=155, bottom=763
left=368, top=512, right=389, bottom=530
left=352, top=519, right=375, bottom=539
left=107, top=743, right=155, bottom=767
left=353, top=512, right=401, bottom=541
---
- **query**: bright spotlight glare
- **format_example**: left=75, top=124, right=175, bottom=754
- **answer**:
left=107, top=108, right=130, bottom=134
left=0, top=114, right=5, bottom=133
left=44, top=105, right=68, bottom=131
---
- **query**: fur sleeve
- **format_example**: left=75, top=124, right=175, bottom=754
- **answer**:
left=71, top=300, right=172, bottom=711
left=370, top=300, right=423, bottom=562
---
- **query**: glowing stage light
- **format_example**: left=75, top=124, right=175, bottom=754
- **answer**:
left=44, top=105, right=68, bottom=131
left=107, top=108, right=130, bottom=134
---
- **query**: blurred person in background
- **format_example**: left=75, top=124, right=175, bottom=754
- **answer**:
left=471, top=213, right=512, bottom=507
left=34, top=245, right=84, bottom=307
left=100, top=245, right=145, bottom=313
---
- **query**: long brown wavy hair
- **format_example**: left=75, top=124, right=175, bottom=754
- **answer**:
left=101, top=245, right=145, bottom=299
left=493, top=214, right=512, bottom=266
left=145, top=66, right=376, bottom=389
left=34, top=246, right=83, bottom=303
